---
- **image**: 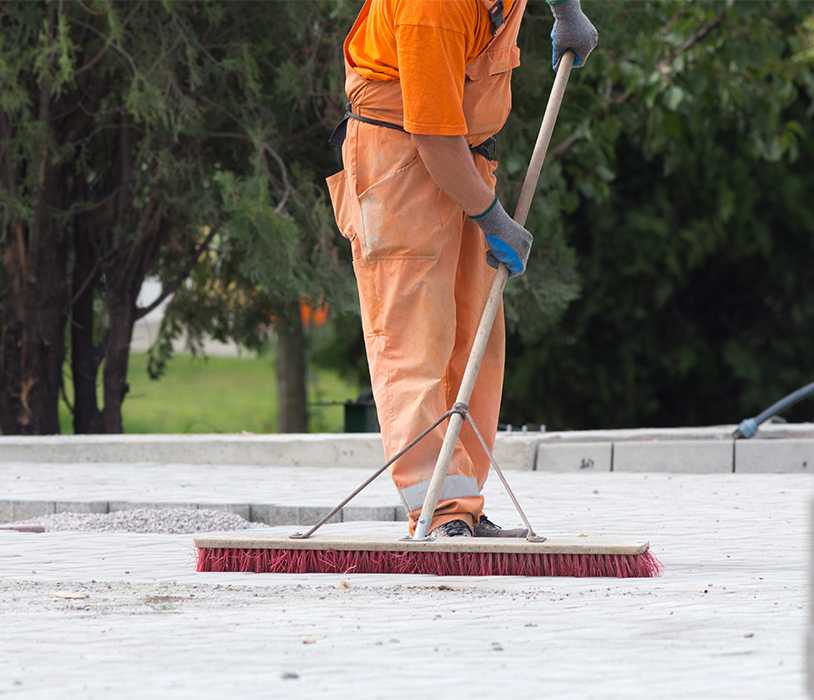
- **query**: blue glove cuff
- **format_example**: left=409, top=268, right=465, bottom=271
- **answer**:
left=485, top=235, right=523, bottom=275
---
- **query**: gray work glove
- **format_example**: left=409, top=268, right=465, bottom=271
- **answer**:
left=470, top=197, right=533, bottom=278
left=549, top=0, right=598, bottom=70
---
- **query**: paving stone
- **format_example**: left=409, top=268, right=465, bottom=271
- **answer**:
left=108, top=501, right=200, bottom=512
left=297, top=506, right=341, bottom=526
left=736, top=439, right=814, bottom=473
left=490, top=434, right=541, bottom=470
left=613, top=440, right=733, bottom=473
left=197, top=503, right=251, bottom=519
left=9, top=501, right=55, bottom=521
left=535, top=441, right=612, bottom=472
left=341, top=506, right=398, bottom=522
left=249, top=504, right=299, bottom=526
left=55, top=501, right=109, bottom=515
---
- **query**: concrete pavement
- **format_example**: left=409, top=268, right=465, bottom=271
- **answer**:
left=0, top=472, right=810, bottom=698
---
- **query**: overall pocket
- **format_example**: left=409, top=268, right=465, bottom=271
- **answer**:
left=326, top=169, right=358, bottom=242
left=352, top=122, right=448, bottom=261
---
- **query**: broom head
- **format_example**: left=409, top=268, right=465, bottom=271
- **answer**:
left=194, top=532, right=661, bottom=578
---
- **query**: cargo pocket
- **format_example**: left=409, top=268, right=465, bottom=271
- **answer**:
left=347, top=121, right=452, bottom=262
left=326, top=169, right=358, bottom=242
left=356, top=156, right=446, bottom=261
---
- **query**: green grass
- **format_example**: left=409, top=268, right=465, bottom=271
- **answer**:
left=59, top=353, right=359, bottom=434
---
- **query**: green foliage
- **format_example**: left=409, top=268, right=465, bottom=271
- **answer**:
left=310, top=0, right=814, bottom=430
left=149, top=0, right=358, bottom=379
left=498, top=0, right=814, bottom=428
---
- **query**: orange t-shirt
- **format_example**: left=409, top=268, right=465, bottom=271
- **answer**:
left=345, top=0, right=515, bottom=136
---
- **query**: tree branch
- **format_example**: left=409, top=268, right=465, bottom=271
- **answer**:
left=551, top=130, right=582, bottom=160
left=656, top=11, right=726, bottom=77
left=134, top=225, right=220, bottom=320
left=261, top=142, right=292, bottom=214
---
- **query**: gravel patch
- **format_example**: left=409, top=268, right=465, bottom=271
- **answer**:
left=9, top=508, right=268, bottom=534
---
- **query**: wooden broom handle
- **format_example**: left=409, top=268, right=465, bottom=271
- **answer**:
left=513, top=51, right=575, bottom=228
left=412, top=52, right=575, bottom=540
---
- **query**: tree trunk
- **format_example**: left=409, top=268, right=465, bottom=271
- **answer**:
left=276, top=304, right=308, bottom=433
left=70, top=225, right=103, bottom=434
left=101, top=299, right=136, bottom=434
left=0, top=112, right=67, bottom=434
left=0, top=223, right=68, bottom=435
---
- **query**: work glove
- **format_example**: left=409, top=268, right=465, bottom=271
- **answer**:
left=549, top=0, right=598, bottom=70
left=471, top=197, right=533, bottom=278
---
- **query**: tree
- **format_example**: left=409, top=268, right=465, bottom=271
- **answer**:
left=146, top=0, right=358, bottom=433
left=0, top=0, right=353, bottom=434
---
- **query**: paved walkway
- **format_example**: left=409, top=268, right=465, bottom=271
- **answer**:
left=0, top=462, right=399, bottom=506
left=0, top=473, right=810, bottom=698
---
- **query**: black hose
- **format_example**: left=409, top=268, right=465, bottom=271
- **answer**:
left=733, top=381, right=814, bottom=439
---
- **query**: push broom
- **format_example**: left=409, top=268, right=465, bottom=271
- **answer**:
left=196, top=52, right=661, bottom=578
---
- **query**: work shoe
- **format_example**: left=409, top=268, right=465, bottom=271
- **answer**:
left=473, top=514, right=528, bottom=538
left=430, top=519, right=472, bottom=537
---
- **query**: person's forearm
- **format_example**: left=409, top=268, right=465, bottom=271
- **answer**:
left=412, top=134, right=494, bottom=216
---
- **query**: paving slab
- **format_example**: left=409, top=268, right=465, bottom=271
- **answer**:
left=535, top=441, right=612, bottom=472
left=0, top=462, right=400, bottom=512
left=55, top=501, right=109, bottom=515
left=736, top=439, right=814, bottom=474
left=0, top=473, right=809, bottom=699
left=0, top=500, right=56, bottom=522
left=613, top=439, right=734, bottom=473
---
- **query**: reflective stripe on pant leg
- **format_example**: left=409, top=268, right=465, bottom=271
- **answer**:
left=399, top=474, right=480, bottom=512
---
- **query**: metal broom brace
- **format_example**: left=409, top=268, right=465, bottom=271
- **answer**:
left=411, top=52, right=575, bottom=541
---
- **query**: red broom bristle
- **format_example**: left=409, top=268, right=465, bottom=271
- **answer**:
left=196, top=547, right=662, bottom=578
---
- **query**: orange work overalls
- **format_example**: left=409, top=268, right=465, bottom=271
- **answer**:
left=327, top=0, right=527, bottom=534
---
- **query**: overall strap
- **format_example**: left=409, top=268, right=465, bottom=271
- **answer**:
left=329, top=105, right=497, bottom=164
left=480, top=0, right=505, bottom=35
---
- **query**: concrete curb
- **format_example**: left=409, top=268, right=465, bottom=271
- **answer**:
left=2, top=424, right=812, bottom=474
left=0, top=432, right=543, bottom=471
left=0, top=499, right=408, bottom=526
left=533, top=424, right=814, bottom=473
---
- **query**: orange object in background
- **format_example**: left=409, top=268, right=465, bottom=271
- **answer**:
left=300, top=299, right=329, bottom=329
left=327, top=0, right=527, bottom=534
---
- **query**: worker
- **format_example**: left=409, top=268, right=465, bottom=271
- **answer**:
left=327, top=0, right=598, bottom=537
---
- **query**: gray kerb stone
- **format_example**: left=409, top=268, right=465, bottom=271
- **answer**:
left=55, top=501, right=108, bottom=515
left=0, top=501, right=56, bottom=522
left=735, top=439, right=814, bottom=473
left=535, top=442, right=612, bottom=472
left=613, top=440, right=733, bottom=473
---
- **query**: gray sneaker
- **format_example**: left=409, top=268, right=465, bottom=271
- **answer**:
left=430, top=519, right=472, bottom=537
left=473, top=514, right=528, bottom=538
